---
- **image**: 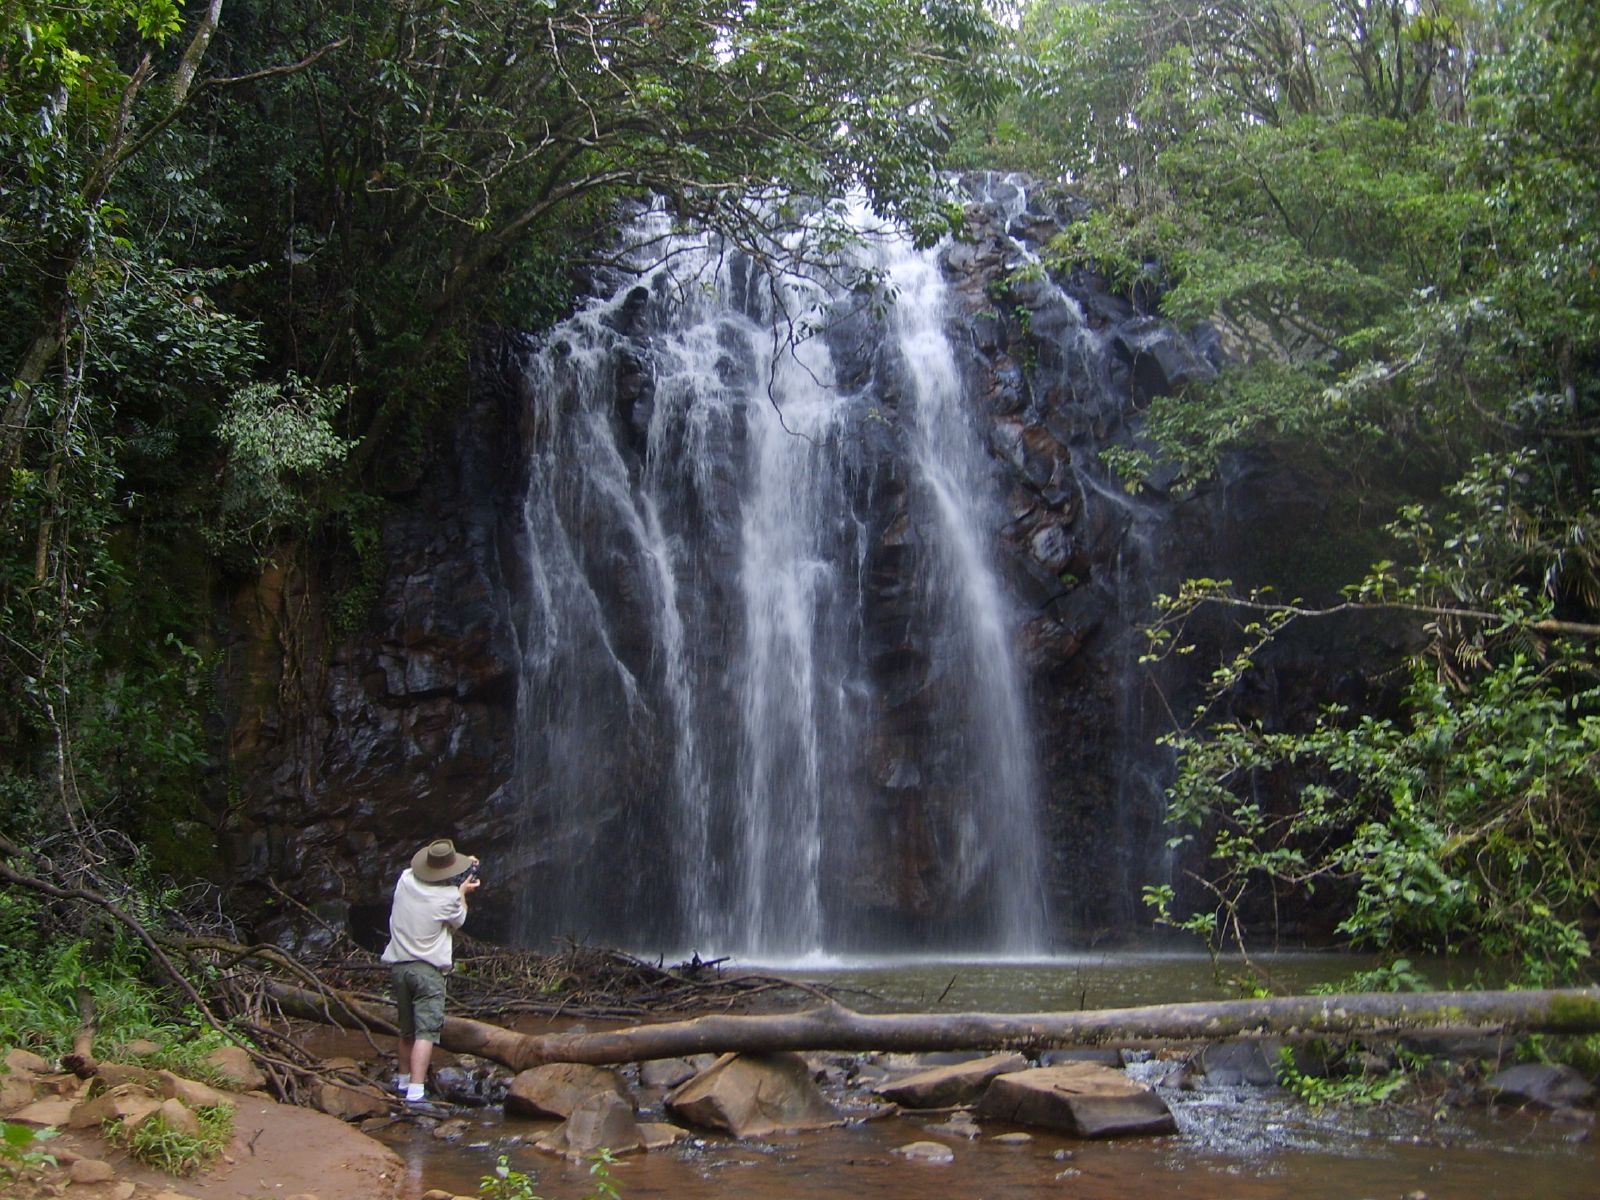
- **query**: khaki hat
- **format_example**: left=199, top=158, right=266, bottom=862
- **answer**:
left=411, top=838, right=471, bottom=882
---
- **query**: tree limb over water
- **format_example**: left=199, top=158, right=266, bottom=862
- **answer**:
left=266, top=981, right=1600, bottom=1071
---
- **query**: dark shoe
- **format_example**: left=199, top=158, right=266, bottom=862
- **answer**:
left=403, top=1096, right=450, bottom=1118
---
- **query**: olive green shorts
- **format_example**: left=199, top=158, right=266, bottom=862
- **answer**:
left=390, top=960, right=447, bottom=1043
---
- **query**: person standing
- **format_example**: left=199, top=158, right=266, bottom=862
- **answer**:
left=382, top=838, right=480, bottom=1105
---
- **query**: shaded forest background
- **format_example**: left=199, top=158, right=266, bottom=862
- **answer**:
left=2, top=0, right=1597, bottom=1041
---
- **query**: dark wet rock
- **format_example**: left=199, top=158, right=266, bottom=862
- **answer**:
left=640, top=1058, right=701, bottom=1090
left=433, top=1064, right=509, bottom=1107
left=1111, top=317, right=1218, bottom=398
left=1484, top=1063, right=1596, bottom=1109
left=976, top=1063, right=1177, bottom=1139
left=876, top=1052, right=1028, bottom=1109
left=666, top=1052, right=841, bottom=1138
left=1039, top=1049, right=1124, bottom=1069
left=1197, top=1041, right=1282, bottom=1087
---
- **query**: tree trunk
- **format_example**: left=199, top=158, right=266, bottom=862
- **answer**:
left=265, top=982, right=1600, bottom=1072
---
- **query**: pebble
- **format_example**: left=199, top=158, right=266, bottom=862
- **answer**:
left=990, top=1132, right=1033, bottom=1146
left=894, top=1140, right=956, bottom=1164
left=68, top=1158, right=115, bottom=1184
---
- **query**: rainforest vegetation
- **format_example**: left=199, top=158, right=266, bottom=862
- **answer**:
left=1, top=0, right=1597, bottom=1067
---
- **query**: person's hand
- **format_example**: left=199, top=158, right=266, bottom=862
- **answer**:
left=461, top=875, right=482, bottom=894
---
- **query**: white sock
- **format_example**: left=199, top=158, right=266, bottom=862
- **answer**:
left=394, top=1074, right=411, bottom=1092
left=405, top=1083, right=425, bottom=1102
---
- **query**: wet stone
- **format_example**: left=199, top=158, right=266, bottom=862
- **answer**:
left=894, top=1140, right=955, bottom=1163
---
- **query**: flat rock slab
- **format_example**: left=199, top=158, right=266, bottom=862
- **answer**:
left=976, top=1063, right=1177, bottom=1139
left=876, top=1052, right=1028, bottom=1109
left=12, top=1097, right=78, bottom=1127
left=666, top=1052, right=840, bottom=1138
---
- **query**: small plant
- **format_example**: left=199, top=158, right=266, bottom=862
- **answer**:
left=1, top=1121, right=58, bottom=1181
left=477, top=1149, right=621, bottom=1200
left=1275, top=1046, right=1409, bottom=1109
left=585, top=1148, right=621, bottom=1200
left=480, top=1154, right=542, bottom=1200
left=107, top=1104, right=234, bottom=1176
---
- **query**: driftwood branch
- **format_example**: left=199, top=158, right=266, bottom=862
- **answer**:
left=265, top=982, right=1600, bottom=1071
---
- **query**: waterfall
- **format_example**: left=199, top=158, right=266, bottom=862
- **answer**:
left=512, top=204, right=1049, bottom=959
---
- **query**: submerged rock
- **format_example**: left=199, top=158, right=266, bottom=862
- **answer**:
left=1485, top=1063, right=1596, bottom=1110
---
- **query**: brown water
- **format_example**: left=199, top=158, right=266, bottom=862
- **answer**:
left=373, top=955, right=1599, bottom=1200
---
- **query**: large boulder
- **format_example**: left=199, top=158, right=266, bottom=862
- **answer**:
left=665, top=1053, right=841, bottom=1137
left=506, top=1062, right=628, bottom=1119
left=876, top=1052, right=1028, bottom=1109
left=975, top=1063, right=1177, bottom=1139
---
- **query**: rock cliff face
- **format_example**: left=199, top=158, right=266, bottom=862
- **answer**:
left=219, top=180, right=1381, bottom=953
left=219, top=344, right=533, bottom=949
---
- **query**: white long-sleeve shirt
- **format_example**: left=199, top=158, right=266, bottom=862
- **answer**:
left=381, top=868, right=467, bottom=970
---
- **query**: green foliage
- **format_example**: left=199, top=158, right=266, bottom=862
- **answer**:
left=986, top=0, right=1600, bottom=982
left=213, top=375, right=353, bottom=555
left=1313, top=958, right=1433, bottom=995
left=1275, top=1046, right=1411, bottom=1108
left=480, top=1155, right=542, bottom=1200
left=0, top=894, right=242, bottom=1079
left=0, top=1120, right=58, bottom=1181
left=478, top=1150, right=622, bottom=1200
left=1147, top=451, right=1600, bottom=982
left=108, top=1103, right=234, bottom=1176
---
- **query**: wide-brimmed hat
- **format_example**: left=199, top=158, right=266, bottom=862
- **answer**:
left=411, top=838, right=471, bottom=883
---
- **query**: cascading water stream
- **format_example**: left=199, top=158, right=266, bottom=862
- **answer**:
left=512, top=204, right=1048, bottom=959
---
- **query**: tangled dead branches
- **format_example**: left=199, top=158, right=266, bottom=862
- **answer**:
left=0, top=829, right=828, bottom=1108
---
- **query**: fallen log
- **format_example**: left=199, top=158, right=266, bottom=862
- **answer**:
left=62, top=984, right=98, bottom=1077
left=265, top=981, right=1600, bottom=1071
